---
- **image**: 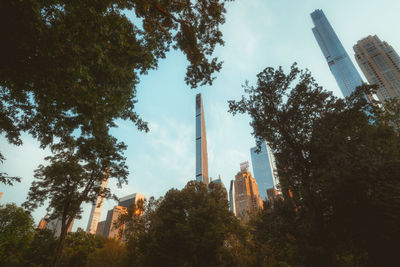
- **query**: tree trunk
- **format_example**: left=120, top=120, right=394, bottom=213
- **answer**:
left=53, top=219, right=72, bottom=267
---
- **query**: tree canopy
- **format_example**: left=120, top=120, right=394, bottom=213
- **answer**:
left=229, top=63, right=400, bottom=266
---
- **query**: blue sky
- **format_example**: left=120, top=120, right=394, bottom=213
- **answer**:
left=1, top=0, right=400, bottom=230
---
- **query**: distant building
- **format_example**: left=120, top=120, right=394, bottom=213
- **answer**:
left=195, top=93, right=209, bottom=185
left=311, top=9, right=363, bottom=97
left=47, top=217, right=74, bottom=237
left=354, top=35, right=400, bottom=101
left=86, top=177, right=108, bottom=234
left=38, top=217, right=48, bottom=230
left=0, top=192, right=3, bottom=201
left=103, top=206, right=127, bottom=239
left=118, top=193, right=146, bottom=212
left=210, top=175, right=228, bottom=200
left=96, top=221, right=106, bottom=237
left=250, top=141, right=276, bottom=200
left=229, top=180, right=237, bottom=216
left=233, top=164, right=263, bottom=217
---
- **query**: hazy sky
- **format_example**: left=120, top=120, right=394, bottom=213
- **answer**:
left=1, top=0, right=400, bottom=230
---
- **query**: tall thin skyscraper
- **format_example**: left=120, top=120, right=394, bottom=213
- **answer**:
left=311, top=9, right=363, bottom=97
left=86, top=178, right=108, bottom=234
left=250, top=141, right=275, bottom=200
left=229, top=180, right=237, bottom=216
left=354, top=35, right=400, bottom=101
left=195, top=93, right=209, bottom=184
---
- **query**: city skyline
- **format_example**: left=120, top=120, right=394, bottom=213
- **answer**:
left=1, top=0, right=400, bottom=231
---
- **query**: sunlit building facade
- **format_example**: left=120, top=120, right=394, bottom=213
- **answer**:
left=311, top=9, right=363, bottom=97
left=354, top=35, right=400, bottom=101
left=229, top=180, right=237, bottom=215
left=233, top=162, right=263, bottom=217
left=195, top=93, right=209, bottom=184
left=86, top=177, right=108, bottom=234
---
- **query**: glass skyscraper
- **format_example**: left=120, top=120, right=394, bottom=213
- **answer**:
left=311, top=9, right=363, bottom=97
left=250, top=141, right=275, bottom=200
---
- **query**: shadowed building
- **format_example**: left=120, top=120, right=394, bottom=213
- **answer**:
left=354, top=35, right=400, bottom=101
left=103, top=206, right=127, bottom=239
left=96, top=221, right=106, bottom=237
left=46, top=217, right=75, bottom=237
left=311, top=9, right=363, bottom=97
left=86, top=177, right=108, bottom=234
left=210, top=175, right=228, bottom=200
left=195, top=93, right=209, bottom=184
left=233, top=162, right=263, bottom=217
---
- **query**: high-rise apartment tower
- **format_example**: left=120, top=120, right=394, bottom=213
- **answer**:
left=195, top=93, right=209, bottom=184
left=311, top=9, right=363, bottom=97
left=86, top=178, right=108, bottom=234
left=354, top=35, right=400, bottom=101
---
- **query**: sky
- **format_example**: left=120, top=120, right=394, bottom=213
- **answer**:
left=1, top=0, right=400, bottom=231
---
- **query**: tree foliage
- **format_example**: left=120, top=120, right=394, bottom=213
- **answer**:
left=120, top=181, right=248, bottom=267
left=0, top=203, right=35, bottom=266
left=229, top=63, right=400, bottom=266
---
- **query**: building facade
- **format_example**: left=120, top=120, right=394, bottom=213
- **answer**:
left=195, top=93, right=209, bottom=184
left=233, top=164, right=263, bottom=217
left=103, top=206, right=127, bottom=239
left=86, top=177, right=108, bottom=234
left=311, top=9, right=363, bottom=97
left=118, top=193, right=146, bottom=211
left=46, top=217, right=75, bottom=237
left=229, top=180, right=237, bottom=216
left=354, top=35, right=400, bottom=102
left=250, top=141, right=276, bottom=200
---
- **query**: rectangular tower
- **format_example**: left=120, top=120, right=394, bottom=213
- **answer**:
left=195, top=93, right=209, bottom=184
left=229, top=180, right=237, bottom=216
left=311, top=9, right=363, bottom=97
left=86, top=178, right=108, bottom=234
left=250, top=141, right=276, bottom=200
left=234, top=164, right=263, bottom=217
left=354, top=35, right=400, bottom=101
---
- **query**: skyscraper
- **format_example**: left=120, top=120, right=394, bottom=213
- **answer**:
left=103, top=205, right=127, bottom=239
left=354, top=35, right=400, bottom=102
left=210, top=175, right=228, bottom=200
left=86, top=177, right=108, bottom=234
left=311, top=9, right=363, bottom=97
left=195, top=93, right=209, bottom=184
left=233, top=162, right=263, bottom=217
left=229, top=180, right=237, bottom=216
left=47, top=217, right=75, bottom=237
left=250, top=141, right=276, bottom=200
left=118, top=193, right=145, bottom=211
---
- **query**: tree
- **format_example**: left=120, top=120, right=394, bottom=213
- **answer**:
left=0, top=203, right=35, bottom=266
left=229, top=64, right=400, bottom=266
left=23, top=134, right=128, bottom=266
left=23, top=228, right=59, bottom=267
left=87, top=239, right=126, bottom=267
left=121, top=181, right=247, bottom=267
left=2, top=2, right=233, bottom=264
left=60, top=229, right=107, bottom=267
left=0, top=0, right=232, bottom=156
